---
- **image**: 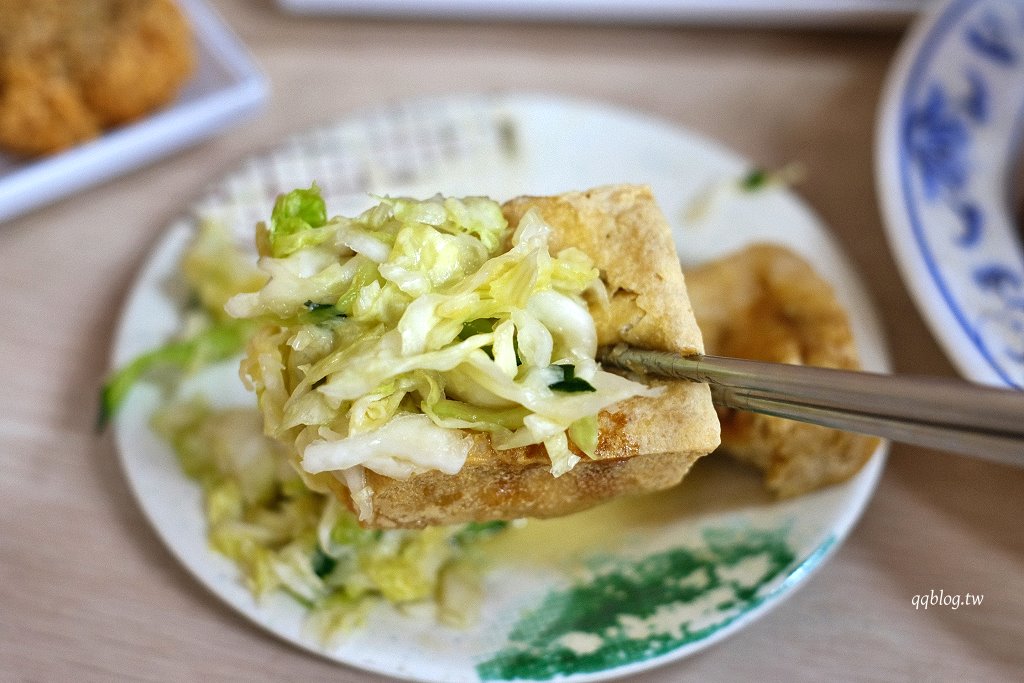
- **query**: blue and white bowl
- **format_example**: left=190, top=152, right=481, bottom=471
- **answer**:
left=877, top=0, right=1024, bottom=388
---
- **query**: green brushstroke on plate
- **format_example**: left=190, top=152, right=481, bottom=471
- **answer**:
left=476, top=526, right=798, bottom=681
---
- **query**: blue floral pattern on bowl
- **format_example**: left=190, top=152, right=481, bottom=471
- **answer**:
left=883, top=0, right=1024, bottom=387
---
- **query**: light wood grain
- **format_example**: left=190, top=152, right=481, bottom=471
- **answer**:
left=2, top=1, right=1022, bottom=680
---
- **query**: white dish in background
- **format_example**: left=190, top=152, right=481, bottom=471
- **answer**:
left=877, top=0, right=1024, bottom=388
left=0, top=0, right=268, bottom=223
left=112, top=94, right=889, bottom=682
left=277, top=0, right=926, bottom=27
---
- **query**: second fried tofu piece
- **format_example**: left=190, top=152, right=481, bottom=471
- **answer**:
left=685, top=243, right=879, bottom=497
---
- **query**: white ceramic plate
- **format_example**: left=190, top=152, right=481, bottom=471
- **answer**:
left=0, top=0, right=267, bottom=223
left=877, top=0, right=1024, bottom=388
left=112, top=94, right=889, bottom=682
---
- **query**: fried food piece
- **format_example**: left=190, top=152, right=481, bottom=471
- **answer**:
left=321, top=185, right=721, bottom=528
left=503, top=187, right=708, bottom=354
left=0, top=0, right=195, bottom=156
left=0, top=57, right=98, bottom=154
left=685, top=243, right=879, bottom=497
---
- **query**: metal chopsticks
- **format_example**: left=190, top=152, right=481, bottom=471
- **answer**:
left=598, top=346, right=1024, bottom=466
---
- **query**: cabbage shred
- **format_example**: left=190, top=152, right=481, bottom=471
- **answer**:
left=153, top=399, right=498, bottom=644
left=228, top=186, right=658, bottom=520
left=106, top=186, right=658, bottom=643
left=98, top=220, right=266, bottom=427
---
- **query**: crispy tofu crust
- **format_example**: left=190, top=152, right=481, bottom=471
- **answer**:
left=685, top=243, right=879, bottom=497
left=503, top=186, right=706, bottom=356
left=340, top=185, right=720, bottom=528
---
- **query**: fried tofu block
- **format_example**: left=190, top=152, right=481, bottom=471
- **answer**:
left=685, top=243, right=879, bottom=497
left=338, top=185, right=720, bottom=528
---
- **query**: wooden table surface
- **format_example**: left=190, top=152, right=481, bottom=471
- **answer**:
left=3, top=2, right=1022, bottom=681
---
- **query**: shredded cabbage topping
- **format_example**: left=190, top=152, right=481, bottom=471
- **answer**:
left=153, top=399, right=503, bottom=643
left=98, top=221, right=265, bottom=427
left=103, top=186, right=661, bottom=642
left=228, top=186, right=659, bottom=520
left=103, top=211, right=513, bottom=643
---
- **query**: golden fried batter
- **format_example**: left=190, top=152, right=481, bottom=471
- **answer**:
left=685, top=244, right=879, bottom=497
left=0, top=0, right=195, bottom=156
